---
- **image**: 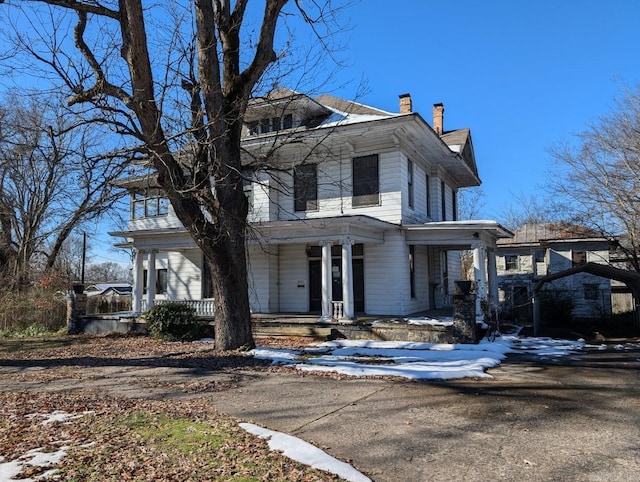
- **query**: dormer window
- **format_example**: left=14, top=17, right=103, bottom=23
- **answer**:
left=247, top=113, right=294, bottom=136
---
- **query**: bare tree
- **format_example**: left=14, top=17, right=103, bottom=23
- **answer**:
left=547, top=85, right=640, bottom=271
left=497, top=193, right=562, bottom=232
left=0, top=95, right=126, bottom=288
left=84, top=262, right=129, bottom=282
left=1, top=1, right=349, bottom=349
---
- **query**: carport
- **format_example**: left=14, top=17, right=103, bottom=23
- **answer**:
left=532, top=262, right=640, bottom=335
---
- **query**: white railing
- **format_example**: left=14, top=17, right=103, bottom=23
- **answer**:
left=332, top=301, right=344, bottom=320
left=140, top=299, right=216, bottom=317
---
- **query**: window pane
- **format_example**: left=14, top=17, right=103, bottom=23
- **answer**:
left=156, top=269, right=168, bottom=294
left=133, top=199, right=145, bottom=219
left=283, top=114, right=293, bottom=129
left=146, top=198, right=158, bottom=217
left=294, top=164, right=317, bottom=211
left=158, top=198, right=169, bottom=215
left=353, top=155, right=379, bottom=207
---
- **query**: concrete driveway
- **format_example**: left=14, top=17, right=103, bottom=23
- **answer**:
left=208, top=345, right=640, bottom=481
left=2, top=341, right=639, bottom=481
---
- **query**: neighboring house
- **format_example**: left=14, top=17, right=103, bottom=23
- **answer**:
left=111, top=90, right=511, bottom=322
left=85, top=282, right=133, bottom=314
left=496, top=223, right=612, bottom=322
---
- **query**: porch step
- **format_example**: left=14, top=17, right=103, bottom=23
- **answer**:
left=252, top=321, right=333, bottom=339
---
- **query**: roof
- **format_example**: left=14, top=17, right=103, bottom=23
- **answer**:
left=498, top=223, right=605, bottom=246
left=314, top=94, right=393, bottom=117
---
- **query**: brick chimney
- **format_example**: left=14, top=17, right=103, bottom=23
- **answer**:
left=399, top=93, right=412, bottom=113
left=433, top=103, right=444, bottom=135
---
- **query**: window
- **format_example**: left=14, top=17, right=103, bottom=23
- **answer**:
left=426, top=174, right=431, bottom=217
left=271, top=117, right=281, bottom=131
left=572, top=251, right=587, bottom=266
left=294, top=164, right=318, bottom=211
left=242, top=172, right=253, bottom=211
left=132, top=191, right=169, bottom=219
left=441, top=181, right=447, bottom=221
left=452, top=189, right=457, bottom=221
left=202, top=257, right=213, bottom=298
left=353, top=154, right=379, bottom=207
left=409, top=245, right=416, bottom=298
left=260, top=118, right=271, bottom=134
left=534, top=249, right=546, bottom=263
left=584, top=283, right=598, bottom=300
left=407, top=160, right=414, bottom=209
left=142, top=268, right=168, bottom=295
left=505, top=255, right=519, bottom=271
left=283, top=114, right=293, bottom=129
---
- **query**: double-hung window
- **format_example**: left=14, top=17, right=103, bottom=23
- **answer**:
left=352, top=154, right=379, bottom=207
left=294, top=164, right=318, bottom=211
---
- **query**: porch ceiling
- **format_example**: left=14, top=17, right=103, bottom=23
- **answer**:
left=403, top=220, right=513, bottom=248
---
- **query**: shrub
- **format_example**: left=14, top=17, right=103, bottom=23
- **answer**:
left=0, top=288, right=67, bottom=337
left=144, top=302, right=207, bottom=341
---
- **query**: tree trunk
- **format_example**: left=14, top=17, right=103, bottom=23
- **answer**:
left=204, top=232, right=253, bottom=351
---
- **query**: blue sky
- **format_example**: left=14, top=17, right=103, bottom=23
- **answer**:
left=328, top=0, right=640, bottom=218
left=14, top=0, right=636, bottom=266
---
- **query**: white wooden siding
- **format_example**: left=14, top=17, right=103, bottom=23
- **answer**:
left=278, top=244, right=309, bottom=312
left=364, top=232, right=406, bottom=314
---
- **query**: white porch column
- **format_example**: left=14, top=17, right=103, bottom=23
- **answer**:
left=341, top=241, right=354, bottom=322
left=146, top=250, right=157, bottom=310
left=320, top=241, right=333, bottom=321
left=473, top=243, right=487, bottom=316
left=487, top=248, right=499, bottom=313
left=132, top=249, right=144, bottom=313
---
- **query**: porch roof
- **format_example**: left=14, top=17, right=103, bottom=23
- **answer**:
left=403, top=220, right=513, bottom=248
left=249, top=215, right=396, bottom=245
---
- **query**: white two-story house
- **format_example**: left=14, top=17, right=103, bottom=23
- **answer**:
left=111, top=90, right=511, bottom=322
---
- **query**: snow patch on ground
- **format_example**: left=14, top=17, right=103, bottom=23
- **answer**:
left=240, top=423, right=371, bottom=482
left=252, top=331, right=585, bottom=380
left=0, top=447, right=68, bottom=481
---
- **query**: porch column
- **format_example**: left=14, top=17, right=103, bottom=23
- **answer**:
left=320, top=241, right=333, bottom=321
left=473, top=243, right=487, bottom=317
left=132, top=249, right=145, bottom=313
left=146, top=249, right=157, bottom=310
left=341, top=240, right=354, bottom=322
left=487, top=248, right=499, bottom=315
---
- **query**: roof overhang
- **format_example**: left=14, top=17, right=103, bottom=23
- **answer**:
left=404, top=220, right=513, bottom=248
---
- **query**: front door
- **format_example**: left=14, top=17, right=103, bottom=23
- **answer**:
left=309, top=258, right=364, bottom=313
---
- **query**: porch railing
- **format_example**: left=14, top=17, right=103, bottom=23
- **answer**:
left=140, top=299, right=216, bottom=318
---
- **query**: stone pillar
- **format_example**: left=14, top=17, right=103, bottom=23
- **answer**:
left=132, top=249, right=144, bottom=313
left=473, top=243, right=487, bottom=317
left=66, top=289, right=87, bottom=335
left=452, top=280, right=478, bottom=343
left=320, top=242, right=333, bottom=321
left=146, top=250, right=157, bottom=310
left=341, top=241, right=354, bottom=322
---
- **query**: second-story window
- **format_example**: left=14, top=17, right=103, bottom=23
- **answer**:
left=407, top=159, right=414, bottom=209
left=452, top=189, right=457, bottom=221
left=353, top=154, right=379, bottom=207
left=505, top=255, right=519, bottom=271
left=132, top=190, right=169, bottom=219
left=294, top=164, right=318, bottom=211
left=572, top=250, right=587, bottom=266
